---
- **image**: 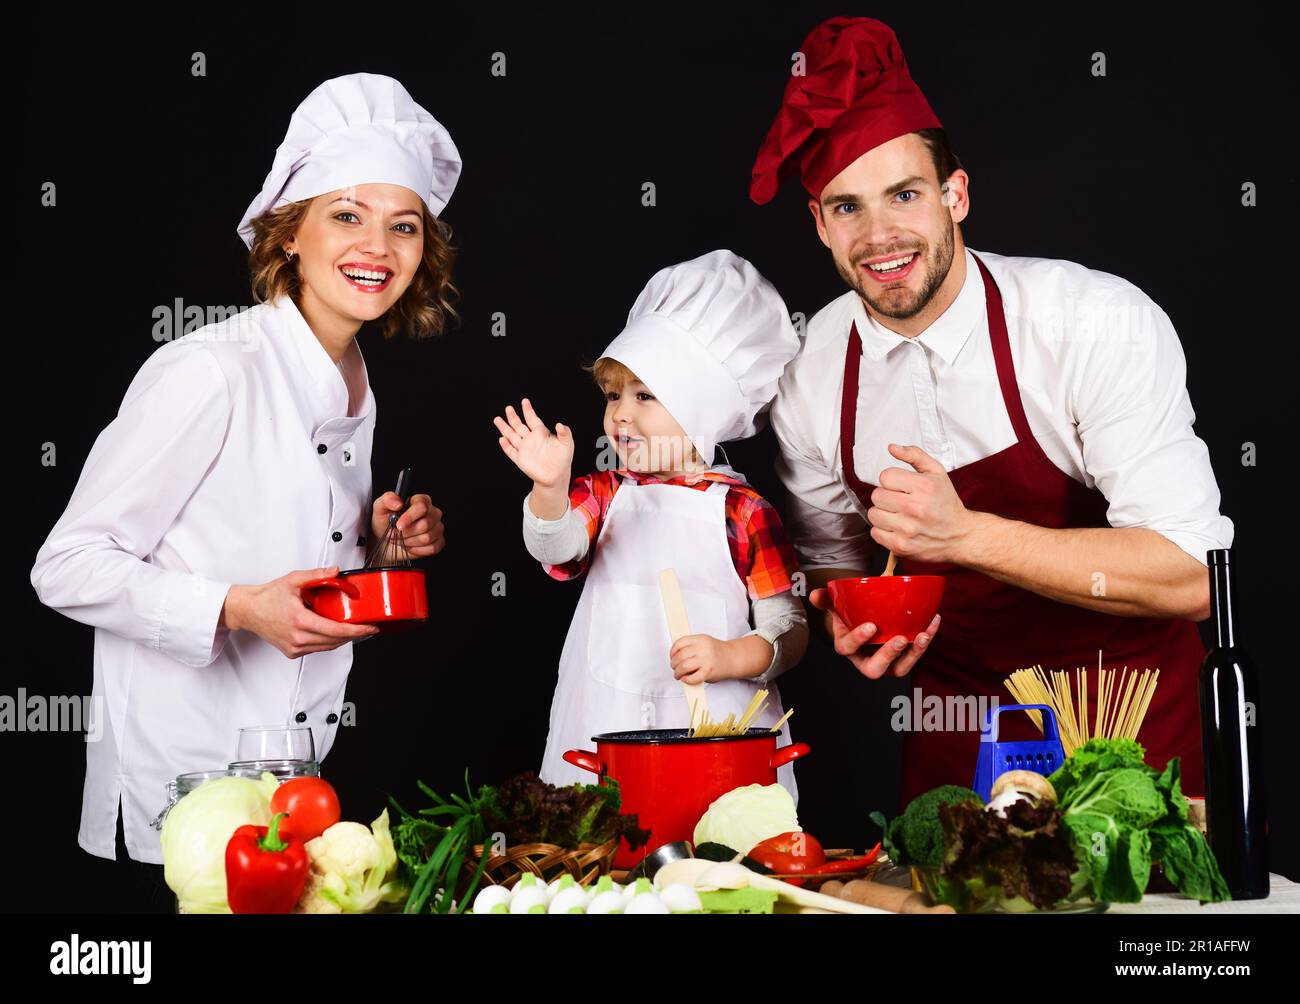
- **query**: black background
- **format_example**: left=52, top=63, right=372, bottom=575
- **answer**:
left=10, top=3, right=1297, bottom=911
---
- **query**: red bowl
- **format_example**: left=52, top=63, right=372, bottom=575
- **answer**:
left=300, top=567, right=428, bottom=633
left=825, top=575, right=945, bottom=643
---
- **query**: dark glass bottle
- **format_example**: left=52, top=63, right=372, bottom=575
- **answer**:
left=1198, top=548, right=1268, bottom=898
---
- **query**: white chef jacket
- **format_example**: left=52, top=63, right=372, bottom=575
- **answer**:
left=770, top=246, right=1234, bottom=573
left=30, top=292, right=376, bottom=864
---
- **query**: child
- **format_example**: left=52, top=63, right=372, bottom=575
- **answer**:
left=493, top=250, right=809, bottom=797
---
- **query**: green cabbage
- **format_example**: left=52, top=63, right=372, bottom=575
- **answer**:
left=160, top=772, right=279, bottom=913
left=693, top=783, right=799, bottom=854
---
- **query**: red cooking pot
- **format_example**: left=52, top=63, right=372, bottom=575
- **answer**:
left=300, top=567, right=428, bottom=633
left=564, top=728, right=811, bottom=869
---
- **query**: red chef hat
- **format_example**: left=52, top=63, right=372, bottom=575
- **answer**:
left=749, top=17, right=942, bottom=205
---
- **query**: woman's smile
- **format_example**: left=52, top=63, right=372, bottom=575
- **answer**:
left=338, top=262, right=394, bottom=293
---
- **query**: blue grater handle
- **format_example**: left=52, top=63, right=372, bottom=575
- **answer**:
left=979, top=703, right=1061, bottom=742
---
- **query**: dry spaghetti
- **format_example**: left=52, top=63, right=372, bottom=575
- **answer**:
left=687, top=688, right=794, bottom=738
left=1004, top=650, right=1159, bottom=756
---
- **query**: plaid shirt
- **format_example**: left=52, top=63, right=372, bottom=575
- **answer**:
left=542, top=467, right=801, bottom=600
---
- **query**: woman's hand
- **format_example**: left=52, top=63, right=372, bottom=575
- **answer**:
left=808, top=587, right=939, bottom=680
left=371, top=492, right=444, bottom=557
left=222, top=567, right=378, bottom=659
left=494, top=398, right=574, bottom=490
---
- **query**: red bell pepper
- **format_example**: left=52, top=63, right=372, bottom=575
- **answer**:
left=225, top=812, right=309, bottom=914
left=748, top=831, right=827, bottom=873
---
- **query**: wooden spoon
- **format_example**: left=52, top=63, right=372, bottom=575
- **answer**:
left=659, top=568, right=709, bottom=727
left=883, top=550, right=897, bottom=576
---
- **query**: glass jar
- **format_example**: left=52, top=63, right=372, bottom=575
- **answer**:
left=225, top=758, right=321, bottom=781
left=149, top=768, right=266, bottom=831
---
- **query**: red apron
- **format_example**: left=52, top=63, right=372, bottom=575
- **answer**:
left=838, top=252, right=1206, bottom=808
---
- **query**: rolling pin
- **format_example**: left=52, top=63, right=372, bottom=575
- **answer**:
left=819, top=879, right=957, bottom=914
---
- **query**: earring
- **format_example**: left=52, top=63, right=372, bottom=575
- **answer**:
left=284, top=248, right=296, bottom=261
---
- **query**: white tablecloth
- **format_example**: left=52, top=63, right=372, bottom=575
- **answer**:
left=1106, top=874, right=1299, bottom=914
left=875, top=862, right=1299, bottom=913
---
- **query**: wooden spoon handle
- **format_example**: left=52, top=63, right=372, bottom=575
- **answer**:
left=659, top=569, right=708, bottom=720
left=883, top=550, right=897, bottom=576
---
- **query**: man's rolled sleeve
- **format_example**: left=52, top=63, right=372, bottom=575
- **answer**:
left=1073, top=291, right=1234, bottom=566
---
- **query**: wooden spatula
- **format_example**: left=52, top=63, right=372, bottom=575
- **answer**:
left=659, top=568, right=709, bottom=727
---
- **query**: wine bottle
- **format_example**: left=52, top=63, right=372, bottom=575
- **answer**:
left=1198, top=548, right=1268, bottom=898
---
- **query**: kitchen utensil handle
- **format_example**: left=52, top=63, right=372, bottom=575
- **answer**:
left=982, top=703, right=1057, bottom=742
left=659, top=568, right=709, bottom=719
left=562, top=750, right=602, bottom=775
left=385, top=467, right=415, bottom=530
left=770, top=742, right=812, bottom=770
left=394, top=467, right=413, bottom=503
left=299, top=576, right=362, bottom=599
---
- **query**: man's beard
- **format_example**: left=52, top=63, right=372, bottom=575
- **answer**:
left=835, top=217, right=956, bottom=320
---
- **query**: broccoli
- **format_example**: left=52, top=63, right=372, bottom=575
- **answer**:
left=869, top=785, right=983, bottom=869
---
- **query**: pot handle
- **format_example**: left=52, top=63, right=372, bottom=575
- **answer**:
left=299, top=576, right=362, bottom=600
left=770, top=742, right=811, bottom=770
left=563, top=750, right=602, bottom=775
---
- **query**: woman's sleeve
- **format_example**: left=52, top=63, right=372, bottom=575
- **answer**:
left=29, top=345, right=236, bottom=668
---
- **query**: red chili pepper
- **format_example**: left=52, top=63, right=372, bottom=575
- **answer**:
left=225, top=812, right=309, bottom=914
left=807, top=841, right=882, bottom=874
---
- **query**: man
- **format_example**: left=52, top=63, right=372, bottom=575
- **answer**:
left=752, top=17, right=1232, bottom=805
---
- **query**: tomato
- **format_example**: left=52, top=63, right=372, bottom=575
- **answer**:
left=748, top=831, right=827, bottom=874
left=269, top=777, right=340, bottom=842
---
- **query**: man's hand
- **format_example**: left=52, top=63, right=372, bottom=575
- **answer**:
left=808, top=586, right=939, bottom=679
left=867, top=443, right=979, bottom=564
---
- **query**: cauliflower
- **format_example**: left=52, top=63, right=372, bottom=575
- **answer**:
left=293, top=809, right=407, bottom=914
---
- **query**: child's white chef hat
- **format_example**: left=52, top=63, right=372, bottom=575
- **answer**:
left=598, top=250, right=800, bottom=467
left=236, top=72, right=461, bottom=248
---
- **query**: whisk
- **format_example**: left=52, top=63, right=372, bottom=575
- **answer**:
left=363, top=467, right=415, bottom=569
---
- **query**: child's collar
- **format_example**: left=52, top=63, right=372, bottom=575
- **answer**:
left=613, top=464, right=747, bottom=487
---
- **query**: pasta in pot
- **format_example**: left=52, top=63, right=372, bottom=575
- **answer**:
left=687, top=688, right=795, bottom=738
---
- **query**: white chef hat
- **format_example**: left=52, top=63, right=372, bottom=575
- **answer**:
left=598, top=250, right=800, bottom=467
left=236, top=72, right=461, bottom=248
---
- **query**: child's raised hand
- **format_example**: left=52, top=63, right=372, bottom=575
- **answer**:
left=494, top=398, right=574, bottom=488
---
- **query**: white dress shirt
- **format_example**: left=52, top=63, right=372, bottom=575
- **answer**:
left=770, top=246, right=1233, bottom=573
left=30, top=293, right=376, bottom=863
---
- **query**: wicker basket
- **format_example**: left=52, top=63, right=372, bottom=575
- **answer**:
left=461, top=838, right=620, bottom=890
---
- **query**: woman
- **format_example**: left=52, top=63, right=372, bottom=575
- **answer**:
left=30, top=73, right=458, bottom=887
